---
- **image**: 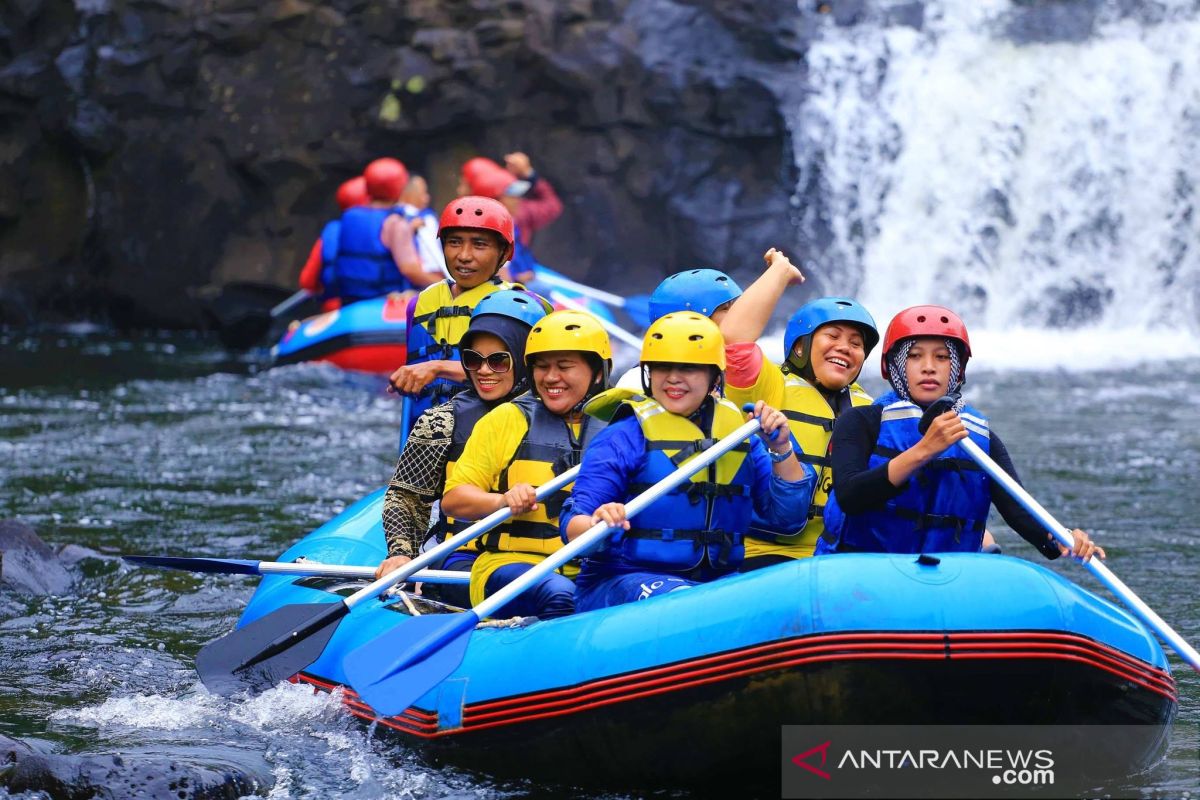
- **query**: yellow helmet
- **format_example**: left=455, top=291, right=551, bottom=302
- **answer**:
left=640, top=311, right=726, bottom=369
left=525, top=309, right=613, bottom=361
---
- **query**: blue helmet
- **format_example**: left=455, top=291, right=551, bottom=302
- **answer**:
left=648, top=269, right=743, bottom=322
left=471, top=289, right=552, bottom=327
left=784, top=297, right=880, bottom=370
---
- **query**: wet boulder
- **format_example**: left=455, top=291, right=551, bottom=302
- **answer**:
left=0, top=734, right=265, bottom=799
left=0, top=520, right=73, bottom=596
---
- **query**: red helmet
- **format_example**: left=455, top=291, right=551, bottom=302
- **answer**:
left=334, top=176, right=369, bottom=211
left=363, top=158, right=409, bottom=202
left=461, top=157, right=515, bottom=199
left=438, top=196, right=515, bottom=251
left=880, top=305, right=972, bottom=380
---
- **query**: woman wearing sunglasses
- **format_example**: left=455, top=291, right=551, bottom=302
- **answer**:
left=442, top=310, right=612, bottom=618
left=376, top=290, right=551, bottom=608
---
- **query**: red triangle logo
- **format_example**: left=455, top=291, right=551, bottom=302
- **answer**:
left=791, top=740, right=832, bottom=780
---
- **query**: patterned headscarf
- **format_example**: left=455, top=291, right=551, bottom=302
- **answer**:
left=887, top=337, right=965, bottom=407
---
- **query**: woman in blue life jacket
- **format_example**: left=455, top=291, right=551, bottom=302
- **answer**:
left=441, top=310, right=613, bottom=619
left=817, top=305, right=1104, bottom=562
left=375, top=290, right=551, bottom=607
left=561, top=311, right=817, bottom=612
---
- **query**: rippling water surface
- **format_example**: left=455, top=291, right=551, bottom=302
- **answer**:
left=1, top=329, right=1197, bottom=798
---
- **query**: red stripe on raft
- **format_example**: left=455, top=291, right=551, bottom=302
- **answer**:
left=295, top=630, right=1176, bottom=739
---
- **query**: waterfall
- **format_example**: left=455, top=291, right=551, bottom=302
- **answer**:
left=791, top=0, right=1200, bottom=370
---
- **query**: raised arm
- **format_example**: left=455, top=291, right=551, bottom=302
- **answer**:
left=718, top=248, right=805, bottom=344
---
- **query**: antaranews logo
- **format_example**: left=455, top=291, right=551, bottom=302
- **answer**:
left=790, top=741, right=832, bottom=781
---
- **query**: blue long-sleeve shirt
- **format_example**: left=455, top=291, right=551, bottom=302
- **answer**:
left=559, top=416, right=816, bottom=566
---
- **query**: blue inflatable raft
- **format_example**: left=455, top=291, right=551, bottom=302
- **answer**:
left=236, top=492, right=1178, bottom=791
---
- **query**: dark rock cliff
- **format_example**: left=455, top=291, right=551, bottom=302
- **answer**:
left=1, top=0, right=832, bottom=329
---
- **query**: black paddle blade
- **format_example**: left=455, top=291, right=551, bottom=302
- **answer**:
left=917, top=393, right=962, bottom=434
left=124, top=555, right=261, bottom=575
left=343, top=612, right=476, bottom=717
left=195, top=602, right=347, bottom=696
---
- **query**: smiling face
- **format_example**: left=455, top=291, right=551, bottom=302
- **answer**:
left=647, top=363, right=712, bottom=416
left=903, top=336, right=954, bottom=406
left=463, top=332, right=515, bottom=402
left=794, top=322, right=866, bottom=390
left=530, top=350, right=597, bottom=416
left=441, top=228, right=506, bottom=289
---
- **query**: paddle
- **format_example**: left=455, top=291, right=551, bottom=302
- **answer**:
left=343, top=415, right=765, bottom=717
left=546, top=290, right=644, bottom=350
left=123, top=555, right=468, bottom=584
left=919, top=395, right=1200, bottom=672
left=530, top=270, right=652, bottom=328
left=194, top=465, right=581, bottom=696
left=270, top=289, right=316, bottom=319
left=397, top=395, right=414, bottom=456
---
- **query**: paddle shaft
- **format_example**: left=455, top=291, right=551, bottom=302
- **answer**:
left=547, top=290, right=643, bottom=349
left=270, top=289, right=315, bottom=318
left=123, top=555, right=468, bottom=583
left=532, top=270, right=629, bottom=308
left=959, top=437, right=1200, bottom=672
left=338, top=465, right=581, bottom=611
left=475, top=417, right=763, bottom=620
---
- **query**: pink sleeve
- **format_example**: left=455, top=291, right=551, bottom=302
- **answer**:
left=515, top=177, right=564, bottom=245
left=724, top=342, right=765, bottom=388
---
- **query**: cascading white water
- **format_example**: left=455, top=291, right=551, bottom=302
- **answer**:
left=792, top=0, right=1200, bottom=370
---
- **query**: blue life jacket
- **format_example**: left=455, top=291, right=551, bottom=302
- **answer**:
left=592, top=395, right=755, bottom=573
left=333, top=206, right=411, bottom=304
left=318, top=219, right=340, bottom=302
left=820, top=391, right=992, bottom=554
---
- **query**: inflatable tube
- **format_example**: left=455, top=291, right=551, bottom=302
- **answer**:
left=231, top=494, right=1178, bottom=792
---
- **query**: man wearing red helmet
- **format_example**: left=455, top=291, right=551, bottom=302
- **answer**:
left=458, top=153, right=563, bottom=284
left=389, top=196, right=524, bottom=422
left=329, top=158, right=440, bottom=305
left=817, top=305, right=1105, bottom=563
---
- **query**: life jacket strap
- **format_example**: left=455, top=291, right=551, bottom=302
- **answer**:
left=893, top=508, right=985, bottom=542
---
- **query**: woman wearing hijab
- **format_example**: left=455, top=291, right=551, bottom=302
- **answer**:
left=377, top=290, right=551, bottom=608
left=817, top=305, right=1104, bottom=562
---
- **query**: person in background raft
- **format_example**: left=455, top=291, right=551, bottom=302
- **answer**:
left=441, top=310, right=613, bottom=618
left=817, top=305, right=1104, bottom=562
left=561, top=312, right=817, bottom=612
left=398, top=174, right=448, bottom=279
left=388, top=196, right=523, bottom=422
left=614, top=268, right=743, bottom=391
left=297, top=176, right=370, bottom=312
left=718, top=249, right=879, bottom=568
left=332, top=158, right=441, bottom=305
left=376, top=290, right=551, bottom=608
left=458, top=153, right=563, bottom=284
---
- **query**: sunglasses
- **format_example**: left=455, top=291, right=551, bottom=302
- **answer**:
left=461, top=349, right=513, bottom=373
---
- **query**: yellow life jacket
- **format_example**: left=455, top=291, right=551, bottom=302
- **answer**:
left=407, top=277, right=512, bottom=366
left=479, top=393, right=606, bottom=556
left=745, top=376, right=872, bottom=558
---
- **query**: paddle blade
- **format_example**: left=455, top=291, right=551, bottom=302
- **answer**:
left=124, top=555, right=261, bottom=575
left=622, top=294, right=652, bottom=329
left=195, top=602, right=347, bottom=696
left=343, top=612, right=476, bottom=717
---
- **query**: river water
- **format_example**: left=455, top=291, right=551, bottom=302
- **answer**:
left=1, top=328, right=1198, bottom=798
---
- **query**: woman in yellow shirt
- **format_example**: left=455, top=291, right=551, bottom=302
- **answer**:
left=441, top=310, right=611, bottom=618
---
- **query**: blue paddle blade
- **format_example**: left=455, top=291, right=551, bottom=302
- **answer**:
left=622, top=295, right=652, bottom=329
left=124, top=555, right=261, bottom=575
left=343, top=611, right=477, bottom=717
left=195, top=601, right=347, bottom=696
